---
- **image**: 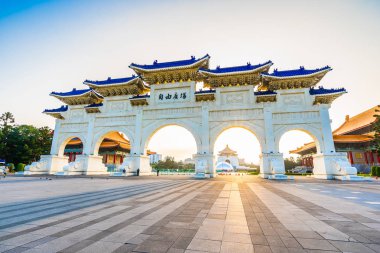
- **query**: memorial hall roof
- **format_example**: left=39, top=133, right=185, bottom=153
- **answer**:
left=199, top=61, right=272, bottom=76
left=129, top=54, right=210, bottom=72
left=333, top=106, right=379, bottom=135
left=218, top=145, right=237, bottom=156
left=290, top=135, right=373, bottom=154
left=261, top=66, right=332, bottom=79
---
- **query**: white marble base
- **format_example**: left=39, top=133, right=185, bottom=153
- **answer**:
left=268, top=174, right=294, bottom=180
left=15, top=171, right=33, bottom=176
left=334, top=175, right=373, bottom=181
left=313, top=153, right=360, bottom=180
left=110, top=172, right=124, bottom=177
left=194, top=173, right=211, bottom=179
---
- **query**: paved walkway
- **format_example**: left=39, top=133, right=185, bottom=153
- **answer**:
left=0, top=176, right=379, bottom=252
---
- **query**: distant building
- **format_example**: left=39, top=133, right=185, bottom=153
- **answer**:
left=291, top=106, right=379, bottom=172
left=217, top=145, right=239, bottom=169
left=184, top=158, right=195, bottom=164
left=149, top=153, right=162, bottom=164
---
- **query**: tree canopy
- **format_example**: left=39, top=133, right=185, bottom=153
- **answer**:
left=373, top=105, right=380, bottom=154
left=0, top=112, right=52, bottom=165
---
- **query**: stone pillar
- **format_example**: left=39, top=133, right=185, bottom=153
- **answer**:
left=50, top=119, right=62, bottom=155
left=83, top=115, right=95, bottom=155
left=319, top=105, right=335, bottom=153
left=193, top=154, right=215, bottom=178
left=119, top=109, right=152, bottom=176
left=260, top=107, right=286, bottom=179
left=193, top=105, right=215, bottom=178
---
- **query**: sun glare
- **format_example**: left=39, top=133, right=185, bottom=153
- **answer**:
left=147, top=125, right=197, bottom=161
left=213, top=128, right=261, bottom=165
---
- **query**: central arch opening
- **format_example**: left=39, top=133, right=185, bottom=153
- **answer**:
left=146, top=125, right=197, bottom=174
left=213, top=127, right=261, bottom=174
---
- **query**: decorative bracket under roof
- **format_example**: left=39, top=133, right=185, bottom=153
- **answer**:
left=85, top=103, right=103, bottom=113
left=129, top=94, right=150, bottom=106
left=195, top=89, right=216, bottom=102
left=254, top=91, right=277, bottom=103
left=260, top=66, right=332, bottom=91
left=83, top=76, right=150, bottom=97
left=43, top=105, right=68, bottom=119
left=129, top=55, right=210, bottom=85
left=309, top=87, right=346, bottom=105
left=50, top=88, right=103, bottom=105
left=199, top=61, right=272, bottom=88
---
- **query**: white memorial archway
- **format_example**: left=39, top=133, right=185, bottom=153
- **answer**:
left=26, top=55, right=360, bottom=180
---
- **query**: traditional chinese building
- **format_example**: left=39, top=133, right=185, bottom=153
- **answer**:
left=291, top=106, right=379, bottom=172
left=24, top=54, right=364, bottom=180
left=217, top=145, right=239, bottom=169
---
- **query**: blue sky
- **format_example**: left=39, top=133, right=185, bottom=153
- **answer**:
left=1, top=0, right=379, bottom=162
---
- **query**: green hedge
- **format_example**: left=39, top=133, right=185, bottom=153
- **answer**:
left=7, top=163, right=15, bottom=172
left=372, top=166, right=380, bottom=176
left=16, top=163, right=26, bottom=172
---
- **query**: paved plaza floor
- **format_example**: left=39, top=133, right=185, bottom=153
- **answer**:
left=0, top=175, right=379, bottom=253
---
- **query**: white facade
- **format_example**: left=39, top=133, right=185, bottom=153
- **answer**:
left=24, top=55, right=361, bottom=180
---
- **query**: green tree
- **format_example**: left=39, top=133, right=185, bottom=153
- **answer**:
left=373, top=105, right=380, bottom=154
left=0, top=112, right=15, bottom=129
left=284, top=157, right=302, bottom=171
left=3, top=125, right=52, bottom=165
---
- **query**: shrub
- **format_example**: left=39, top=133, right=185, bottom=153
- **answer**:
left=377, top=166, right=380, bottom=177
left=371, top=166, right=377, bottom=176
left=16, top=163, right=26, bottom=172
left=7, top=163, right=15, bottom=172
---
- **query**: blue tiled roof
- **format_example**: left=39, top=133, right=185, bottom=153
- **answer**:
left=85, top=103, right=103, bottom=108
left=254, top=90, right=277, bottom=96
left=195, top=89, right=216, bottom=94
left=129, top=54, right=209, bottom=70
left=84, top=76, right=138, bottom=86
left=309, top=87, right=346, bottom=95
left=43, top=105, right=68, bottom=113
left=130, top=94, right=150, bottom=99
left=262, top=66, right=331, bottom=78
left=50, top=88, right=103, bottom=98
left=200, top=61, right=272, bottom=74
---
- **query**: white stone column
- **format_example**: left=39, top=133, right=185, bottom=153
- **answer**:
left=260, top=106, right=285, bottom=179
left=319, top=104, right=336, bottom=153
left=83, top=115, right=95, bottom=155
left=75, top=115, right=108, bottom=175
left=50, top=119, right=62, bottom=155
left=121, top=109, right=151, bottom=176
left=263, top=107, right=275, bottom=153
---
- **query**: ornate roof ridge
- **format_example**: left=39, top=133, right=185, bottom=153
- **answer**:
left=129, top=54, right=210, bottom=71
left=50, top=88, right=103, bottom=98
left=199, top=60, right=273, bottom=74
left=309, top=86, right=346, bottom=95
left=262, top=65, right=332, bottom=79
left=84, top=75, right=139, bottom=86
left=43, top=105, right=68, bottom=113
